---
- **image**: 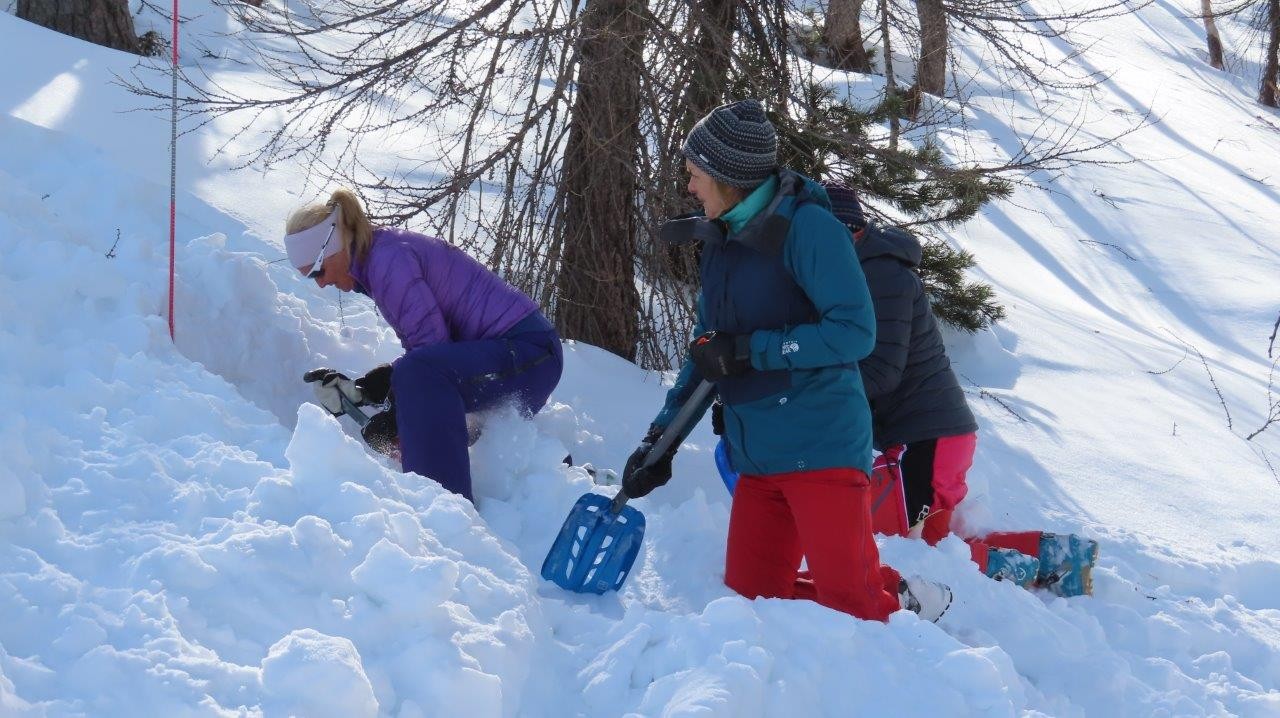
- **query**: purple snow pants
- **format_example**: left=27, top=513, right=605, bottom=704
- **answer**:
left=391, top=312, right=563, bottom=501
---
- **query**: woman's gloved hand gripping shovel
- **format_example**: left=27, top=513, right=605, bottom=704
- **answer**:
left=541, top=380, right=714, bottom=594
left=303, top=367, right=401, bottom=462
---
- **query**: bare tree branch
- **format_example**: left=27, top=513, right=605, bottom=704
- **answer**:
left=1269, top=310, right=1280, bottom=358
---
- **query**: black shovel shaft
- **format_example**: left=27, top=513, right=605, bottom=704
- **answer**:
left=611, top=379, right=715, bottom=513
left=337, top=388, right=370, bottom=428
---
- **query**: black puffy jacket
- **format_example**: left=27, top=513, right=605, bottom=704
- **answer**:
left=856, top=224, right=978, bottom=449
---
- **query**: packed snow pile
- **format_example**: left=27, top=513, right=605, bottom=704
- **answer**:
left=2, top=2, right=1279, bottom=716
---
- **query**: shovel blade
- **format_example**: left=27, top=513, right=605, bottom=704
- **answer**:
left=541, top=493, right=645, bottom=594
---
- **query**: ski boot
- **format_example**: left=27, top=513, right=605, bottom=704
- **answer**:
left=984, top=547, right=1039, bottom=588
left=1036, top=533, right=1099, bottom=597
left=898, top=576, right=953, bottom=623
left=562, top=455, right=619, bottom=487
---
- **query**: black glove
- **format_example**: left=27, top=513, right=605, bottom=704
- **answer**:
left=355, top=363, right=393, bottom=405
left=689, top=331, right=752, bottom=380
left=711, top=400, right=724, bottom=436
left=621, top=424, right=677, bottom=499
left=303, top=368, right=363, bottom=415
left=361, top=410, right=399, bottom=457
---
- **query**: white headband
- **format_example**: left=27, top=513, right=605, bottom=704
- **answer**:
left=284, top=206, right=342, bottom=268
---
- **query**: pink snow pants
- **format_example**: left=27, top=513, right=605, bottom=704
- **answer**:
left=871, top=432, right=1042, bottom=571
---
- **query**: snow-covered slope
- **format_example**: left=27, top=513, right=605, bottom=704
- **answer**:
left=1, top=3, right=1278, bottom=716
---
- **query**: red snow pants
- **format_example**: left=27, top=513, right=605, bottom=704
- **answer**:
left=871, top=432, right=1041, bottom=572
left=724, top=467, right=902, bottom=622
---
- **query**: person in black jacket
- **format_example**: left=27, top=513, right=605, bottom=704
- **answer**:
left=823, top=182, right=1099, bottom=597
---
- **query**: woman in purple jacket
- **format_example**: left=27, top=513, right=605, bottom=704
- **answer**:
left=286, top=190, right=563, bottom=502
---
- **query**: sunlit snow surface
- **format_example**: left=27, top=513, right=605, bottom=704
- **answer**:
left=1, top=3, right=1279, bottom=715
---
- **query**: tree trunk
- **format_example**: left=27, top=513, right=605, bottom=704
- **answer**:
left=1262, top=0, right=1280, bottom=107
left=825, top=0, right=872, bottom=72
left=914, top=0, right=947, bottom=96
left=666, top=0, right=737, bottom=286
left=16, top=0, right=139, bottom=54
left=683, top=0, right=739, bottom=119
left=880, top=0, right=900, bottom=149
left=554, top=0, right=646, bottom=360
left=1201, top=0, right=1225, bottom=70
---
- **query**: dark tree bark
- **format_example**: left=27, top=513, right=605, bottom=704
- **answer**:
left=554, top=0, right=647, bottom=360
left=662, top=0, right=738, bottom=287
left=914, top=0, right=948, bottom=96
left=825, top=0, right=873, bottom=72
left=1263, top=0, right=1280, bottom=107
left=880, top=0, right=901, bottom=149
left=1201, top=0, right=1225, bottom=70
left=17, top=0, right=140, bottom=54
left=683, top=0, right=739, bottom=119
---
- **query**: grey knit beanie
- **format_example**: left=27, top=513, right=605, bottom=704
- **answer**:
left=682, top=99, right=778, bottom=190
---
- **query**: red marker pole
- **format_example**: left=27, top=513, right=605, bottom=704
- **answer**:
left=168, top=1, right=179, bottom=341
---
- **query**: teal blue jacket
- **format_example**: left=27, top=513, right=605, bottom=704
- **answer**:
left=652, top=170, right=877, bottom=476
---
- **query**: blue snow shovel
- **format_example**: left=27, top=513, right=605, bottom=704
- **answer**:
left=541, top=379, right=715, bottom=594
left=714, top=437, right=739, bottom=495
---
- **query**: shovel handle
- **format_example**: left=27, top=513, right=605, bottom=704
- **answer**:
left=337, top=388, right=370, bottom=428
left=611, top=379, right=716, bottom=513
left=303, top=369, right=371, bottom=428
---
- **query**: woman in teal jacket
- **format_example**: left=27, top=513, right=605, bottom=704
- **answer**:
left=621, top=100, right=951, bottom=622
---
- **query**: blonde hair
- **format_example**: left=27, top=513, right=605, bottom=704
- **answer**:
left=285, top=189, right=375, bottom=260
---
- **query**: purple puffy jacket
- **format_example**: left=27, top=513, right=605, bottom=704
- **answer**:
left=349, top=227, right=537, bottom=350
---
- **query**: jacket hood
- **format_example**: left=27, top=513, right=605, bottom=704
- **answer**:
left=757, top=169, right=832, bottom=222
left=856, top=223, right=922, bottom=268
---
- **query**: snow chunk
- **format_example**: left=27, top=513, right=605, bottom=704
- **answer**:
left=0, top=654, right=39, bottom=717
left=260, top=629, right=378, bottom=718
left=0, top=466, right=26, bottom=520
left=350, top=538, right=460, bottom=618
